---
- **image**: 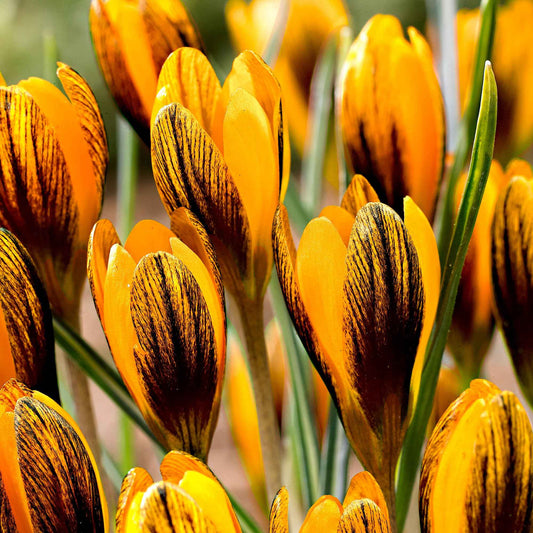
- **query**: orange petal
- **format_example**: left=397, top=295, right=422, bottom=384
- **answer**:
left=300, top=495, right=342, bottom=532
left=123, top=219, right=175, bottom=262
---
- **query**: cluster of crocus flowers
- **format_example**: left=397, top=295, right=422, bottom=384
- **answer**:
left=90, top=0, right=203, bottom=143
left=152, top=46, right=290, bottom=304
left=448, top=160, right=506, bottom=380
left=87, top=209, right=225, bottom=458
left=0, top=63, right=107, bottom=323
left=457, top=0, right=533, bottom=162
left=0, top=229, right=58, bottom=401
left=116, top=450, right=241, bottom=532
left=491, top=160, right=533, bottom=407
left=420, top=379, right=533, bottom=532
left=226, top=0, right=348, bottom=154
left=273, top=174, right=440, bottom=523
left=271, top=472, right=392, bottom=532
left=0, top=379, right=108, bottom=531
left=339, top=14, right=445, bottom=221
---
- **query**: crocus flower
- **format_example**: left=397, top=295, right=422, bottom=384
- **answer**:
left=420, top=379, right=533, bottom=532
left=152, top=47, right=289, bottom=304
left=273, top=188, right=440, bottom=522
left=0, top=379, right=108, bottom=531
left=457, top=0, right=533, bottom=162
left=116, top=450, right=241, bottom=532
left=226, top=0, right=348, bottom=153
left=87, top=209, right=225, bottom=458
left=339, top=15, right=445, bottom=221
left=491, top=160, right=533, bottom=407
left=270, top=471, right=391, bottom=532
left=0, top=64, right=107, bottom=322
left=448, top=161, right=506, bottom=380
left=0, top=229, right=58, bottom=401
left=90, top=0, right=203, bottom=143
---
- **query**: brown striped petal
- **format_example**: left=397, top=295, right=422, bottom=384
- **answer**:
left=151, top=102, right=252, bottom=297
left=491, top=173, right=533, bottom=406
left=338, top=500, right=391, bottom=533
left=343, top=472, right=389, bottom=525
left=0, top=230, right=57, bottom=401
left=420, top=379, right=533, bottom=533
left=153, top=47, right=221, bottom=137
left=342, top=203, right=423, bottom=506
left=340, top=15, right=445, bottom=221
left=341, top=174, right=380, bottom=217
left=90, top=0, right=202, bottom=144
left=0, top=380, right=108, bottom=532
left=130, top=252, right=222, bottom=458
left=269, top=486, right=289, bottom=533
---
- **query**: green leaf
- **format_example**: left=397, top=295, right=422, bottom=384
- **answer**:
left=435, top=0, right=497, bottom=262
left=395, top=62, right=498, bottom=531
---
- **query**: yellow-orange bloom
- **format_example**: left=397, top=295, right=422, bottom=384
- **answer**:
left=226, top=0, right=348, bottom=153
left=340, top=15, right=445, bottom=221
left=0, top=230, right=58, bottom=401
left=448, top=161, right=506, bottom=379
left=0, top=379, right=108, bottom=531
left=273, top=186, right=440, bottom=519
left=152, top=47, right=289, bottom=303
left=90, top=0, right=203, bottom=143
left=270, top=472, right=391, bottom=532
left=116, top=451, right=241, bottom=532
left=457, top=0, right=533, bottom=162
left=491, top=160, right=533, bottom=407
left=87, top=210, right=225, bottom=458
left=420, top=379, right=533, bottom=532
left=0, top=64, right=107, bottom=322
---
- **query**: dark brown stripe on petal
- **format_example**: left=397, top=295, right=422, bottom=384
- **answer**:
left=15, top=396, right=104, bottom=531
left=0, top=472, right=17, bottom=533
left=130, top=252, right=220, bottom=458
left=339, top=499, right=392, bottom=533
left=269, top=486, right=289, bottom=533
left=152, top=103, right=251, bottom=283
left=57, top=63, right=108, bottom=205
left=0, top=229, right=58, bottom=401
left=141, top=482, right=217, bottom=532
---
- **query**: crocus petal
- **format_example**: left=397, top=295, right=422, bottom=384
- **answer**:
left=491, top=175, right=533, bottom=405
left=341, top=174, right=380, bottom=217
left=153, top=47, right=221, bottom=137
left=124, top=219, right=175, bottom=262
left=300, top=495, right=343, bottom=532
left=420, top=380, right=533, bottom=532
left=343, top=471, right=389, bottom=525
left=403, top=196, right=440, bottom=404
left=130, top=252, right=220, bottom=458
left=116, top=467, right=153, bottom=533
left=343, top=202, right=424, bottom=503
left=0, top=230, right=57, bottom=400
left=339, top=499, right=392, bottom=533
left=269, top=486, right=289, bottom=533
left=160, top=450, right=218, bottom=484
left=318, top=206, right=355, bottom=246
left=151, top=103, right=252, bottom=291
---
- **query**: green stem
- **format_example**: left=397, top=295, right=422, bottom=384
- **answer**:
left=53, top=315, right=164, bottom=452
left=270, top=274, right=320, bottom=507
left=395, top=63, right=497, bottom=531
left=319, top=403, right=339, bottom=495
left=236, top=295, right=282, bottom=502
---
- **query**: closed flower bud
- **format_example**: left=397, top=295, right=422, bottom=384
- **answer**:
left=90, top=0, right=203, bottom=143
left=0, top=230, right=58, bottom=401
left=491, top=160, right=533, bottom=406
left=116, top=451, right=241, bottom=532
left=0, top=64, right=107, bottom=322
left=457, top=0, right=533, bottom=162
left=0, top=379, right=108, bottom=532
left=87, top=209, right=225, bottom=458
left=420, top=379, right=533, bottom=532
left=340, top=15, right=445, bottom=221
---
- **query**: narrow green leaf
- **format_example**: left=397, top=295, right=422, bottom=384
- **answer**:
left=301, top=33, right=338, bottom=215
left=395, top=62, right=497, bottom=532
left=435, top=0, right=497, bottom=262
left=227, top=491, right=263, bottom=533
left=270, top=273, right=320, bottom=507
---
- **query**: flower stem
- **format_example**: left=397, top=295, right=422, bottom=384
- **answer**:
left=236, top=295, right=282, bottom=501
